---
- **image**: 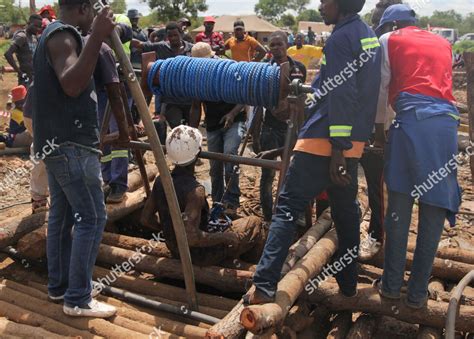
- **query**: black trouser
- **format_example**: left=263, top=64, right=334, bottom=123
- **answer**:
left=359, top=149, right=385, bottom=242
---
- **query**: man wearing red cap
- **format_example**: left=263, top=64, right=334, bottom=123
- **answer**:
left=0, top=85, right=32, bottom=147
left=195, top=16, right=224, bottom=54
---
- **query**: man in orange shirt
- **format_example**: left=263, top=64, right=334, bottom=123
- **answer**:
left=225, top=20, right=266, bottom=62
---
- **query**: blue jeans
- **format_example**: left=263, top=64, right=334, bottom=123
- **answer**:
left=253, top=152, right=360, bottom=297
left=207, top=122, right=245, bottom=207
left=360, top=149, right=385, bottom=242
left=382, top=190, right=446, bottom=304
left=259, top=124, right=286, bottom=221
left=44, top=145, right=107, bottom=307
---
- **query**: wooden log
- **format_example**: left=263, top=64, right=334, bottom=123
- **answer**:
left=464, top=52, right=474, bottom=183
left=4, top=278, right=190, bottom=338
left=127, top=165, right=158, bottom=192
left=298, top=320, right=329, bottom=339
left=358, top=265, right=474, bottom=306
left=93, top=266, right=237, bottom=311
left=406, top=241, right=474, bottom=265
left=363, top=249, right=474, bottom=282
left=206, top=298, right=247, bottom=338
left=0, top=147, right=29, bottom=155
left=0, top=317, right=69, bottom=339
left=220, top=258, right=257, bottom=272
left=101, top=232, right=171, bottom=258
left=304, top=282, right=474, bottom=332
left=0, top=300, right=99, bottom=338
left=240, top=229, right=338, bottom=334
left=346, top=314, right=377, bottom=339
left=207, top=225, right=336, bottom=338
left=26, top=279, right=211, bottom=331
left=327, top=312, right=352, bottom=339
left=98, top=296, right=196, bottom=337
left=0, top=211, right=47, bottom=248
left=0, top=284, right=147, bottom=338
left=284, top=300, right=315, bottom=333
left=106, top=187, right=147, bottom=222
left=281, top=209, right=333, bottom=274
left=97, top=244, right=252, bottom=293
left=15, top=225, right=47, bottom=259
left=416, top=279, right=445, bottom=339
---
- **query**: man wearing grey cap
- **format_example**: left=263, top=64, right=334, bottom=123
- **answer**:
left=127, top=9, right=147, bottom=68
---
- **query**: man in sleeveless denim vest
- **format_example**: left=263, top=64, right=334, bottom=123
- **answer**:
left=32, top=0, right=116, bottom=317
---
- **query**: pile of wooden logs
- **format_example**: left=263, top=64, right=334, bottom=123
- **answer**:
left=4, top=181, right=474, bottom=338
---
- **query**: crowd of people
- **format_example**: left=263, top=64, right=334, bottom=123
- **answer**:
left=0, top=0, right=462, bottom=320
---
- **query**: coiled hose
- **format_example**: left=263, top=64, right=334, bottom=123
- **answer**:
left=147, top=56, right=281, bottom=108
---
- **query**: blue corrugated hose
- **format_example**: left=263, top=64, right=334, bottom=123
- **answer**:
left=147, top=56, right=281, bottom=108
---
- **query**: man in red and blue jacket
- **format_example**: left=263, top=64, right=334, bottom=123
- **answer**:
left=374, top=4, right=461, bottom=309
left=245, top=0, right=381, bottom=304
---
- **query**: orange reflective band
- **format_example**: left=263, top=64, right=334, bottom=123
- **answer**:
left=294, top=138, right=365, bottom=158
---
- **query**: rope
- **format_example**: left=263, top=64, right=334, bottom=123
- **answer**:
left=147, top=56, right=281, bottom=108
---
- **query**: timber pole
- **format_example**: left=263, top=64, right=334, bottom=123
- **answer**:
left=90, top=0, right=198, bottom=310
left=464, top=52, right=474, bottom=183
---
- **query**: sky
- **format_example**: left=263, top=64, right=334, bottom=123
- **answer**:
left=32, top=0, right=474, bottom=17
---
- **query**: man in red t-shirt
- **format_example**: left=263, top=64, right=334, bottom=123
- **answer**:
left=195, top=16, right=224, bottom=54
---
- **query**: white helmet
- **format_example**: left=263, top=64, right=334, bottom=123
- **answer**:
left=166, top=125, right=203, bottom=166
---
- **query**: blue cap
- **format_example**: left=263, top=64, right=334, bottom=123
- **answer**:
left=376, top=4, right=417, bottom=33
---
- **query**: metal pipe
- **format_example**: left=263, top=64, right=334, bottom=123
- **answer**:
left=129, top=140, right=282, bottom=170
left=445, top=270, right=474, bottom=338
left=91, top=0, right=199, bottom=310
left=99, top=284, right=220, bottom=325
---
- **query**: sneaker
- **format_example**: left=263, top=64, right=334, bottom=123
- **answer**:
left=106, top=185, right=127, bottom=204
left=243, top=288, right=275, bottom=305
left=63, top=299, right=117, bottom=318
left=373, top=278, right=400, bottom=300
left=49, top=282, right=103, bottom=302
left=404, top=295, right=428, bottom=309
left=359, top=233, right=382, bottom=260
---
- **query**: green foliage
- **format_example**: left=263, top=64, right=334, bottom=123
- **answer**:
left=362, top=10, right=374, bottom=25
left=0, top=39, right=10, bottom=57
left=288, top=0, right=310, bottom=13
left=148, top=0, right=207, bottom=23
left=278, top=13, right=296, bottom=28
left=254, top=0, right=287, bottom=22
left=420, top=10, right=474, bottom=35
left=296, top=9, right=322, bottom=23
left=0, top=0, right=28, bottom=25
left=110, top=0, right=126, bottom=14
left=453, top=41, right=474, bottom=53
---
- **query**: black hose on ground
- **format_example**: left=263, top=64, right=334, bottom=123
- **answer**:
left=98, top=284, right=221, bottom=325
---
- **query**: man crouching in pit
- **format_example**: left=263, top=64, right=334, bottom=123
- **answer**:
left=141, top=125, right=267, bottom=266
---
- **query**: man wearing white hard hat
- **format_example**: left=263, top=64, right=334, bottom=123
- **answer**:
left=141, top=125, right=266, bottom=266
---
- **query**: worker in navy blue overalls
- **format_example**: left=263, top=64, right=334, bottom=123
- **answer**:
left=245, top=0, right=382, bottom=304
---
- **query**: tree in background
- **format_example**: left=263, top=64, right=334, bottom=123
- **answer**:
left=148, top=0, right=207, bottom=23
left=297, top=9, right=322, bottom=23
left=289, top=0, right=310, bottom=13
left=278, top=13, right=296, bottom=28
left=0, top=0, right=29, bottom=24
left=110, top=0, right=126, bottom=14
left=254, top=0, right=287, bottom=22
